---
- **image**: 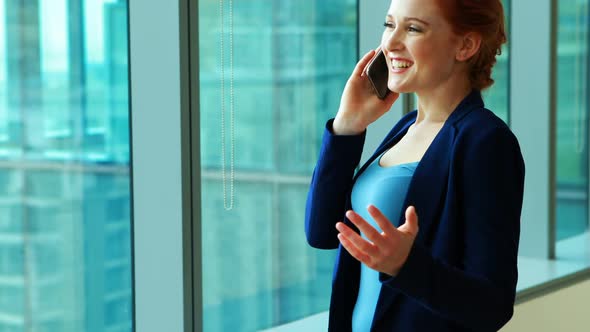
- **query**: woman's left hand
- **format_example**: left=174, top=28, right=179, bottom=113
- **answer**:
left=335, top=204, right=419, bottom=276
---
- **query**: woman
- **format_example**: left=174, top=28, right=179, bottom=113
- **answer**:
left=305, top=0, right=525, bottom=331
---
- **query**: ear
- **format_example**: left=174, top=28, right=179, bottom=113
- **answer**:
left=456, top=32, right=482, bottom=62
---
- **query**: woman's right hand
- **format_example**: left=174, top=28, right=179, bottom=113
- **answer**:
left=332, top=48, right=400, bottom=135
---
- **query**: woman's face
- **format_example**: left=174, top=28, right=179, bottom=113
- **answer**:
left=382, top=0, right=464, bottom=94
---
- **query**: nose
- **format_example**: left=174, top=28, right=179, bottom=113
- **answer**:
left=383, top=27, right=404, bottom=53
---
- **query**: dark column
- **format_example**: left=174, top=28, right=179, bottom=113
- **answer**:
left=68, top=0, right=87, bottom=153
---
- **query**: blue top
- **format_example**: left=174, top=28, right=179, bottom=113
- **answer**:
left=350, top=153, right=419, bottom=332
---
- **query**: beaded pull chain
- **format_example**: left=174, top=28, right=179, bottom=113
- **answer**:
left=220, top=0, right=235, bottom=210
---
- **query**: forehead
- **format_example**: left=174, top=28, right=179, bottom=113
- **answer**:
left=387, top=0, right=442, bottom=20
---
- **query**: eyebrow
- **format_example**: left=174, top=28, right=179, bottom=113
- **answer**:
left=386, top=14, right=430, bottom=26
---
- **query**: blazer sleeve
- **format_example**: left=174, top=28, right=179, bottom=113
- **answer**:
left=305, top=119, right=366, bottom=249
left=380, top=126, right=525, bottom=331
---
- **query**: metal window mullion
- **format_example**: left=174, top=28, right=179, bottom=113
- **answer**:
left=183, top=0, right=201, bottom=331
left=130, top=0, right=188, bottom=331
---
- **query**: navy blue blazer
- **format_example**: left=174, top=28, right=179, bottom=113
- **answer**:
left=305, top=90, right=525, bottom=332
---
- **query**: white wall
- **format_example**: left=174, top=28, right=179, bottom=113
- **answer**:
left=501, top=279, right=590, bottom=332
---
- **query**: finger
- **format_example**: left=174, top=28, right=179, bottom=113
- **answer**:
left=345, top=210, right=385, bottom=246
left=367, top=205, right=398, bottom=235
left=399, top=205, right=420, bottom=236
left=353, top=49, right=377, bottom=77
left=336, top=221, right=378, bottom=255
left=338, top=233, right=371, bottom=264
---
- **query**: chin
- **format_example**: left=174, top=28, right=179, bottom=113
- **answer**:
left=388, top=82, right=412, bottom=94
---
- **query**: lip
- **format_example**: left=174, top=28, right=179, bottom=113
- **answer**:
left=391, top=57, right=413, bottom=63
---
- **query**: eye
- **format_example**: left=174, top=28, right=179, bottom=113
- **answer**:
left=408, top=25, right=422, bottom=33
left=383, top=22, right=395, bottom=29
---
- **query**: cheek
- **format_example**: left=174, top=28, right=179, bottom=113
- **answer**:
left=380, top=30, right=390, bottom=48
left=413, top=41, right=455, bottom=70
left=380, top=33, right=390, bottom=55
left=411, top=43, right=436, bottom=67
left=381, top=34, right=392, bottom=67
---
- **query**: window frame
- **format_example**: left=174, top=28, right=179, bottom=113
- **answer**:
left=129, top=0, right=196, bottom=331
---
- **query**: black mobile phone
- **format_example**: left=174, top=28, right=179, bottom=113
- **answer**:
left=365, top=49, right=390, bottom=100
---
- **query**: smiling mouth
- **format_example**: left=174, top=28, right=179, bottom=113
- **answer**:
left=391, top=59, right=413, bottom=70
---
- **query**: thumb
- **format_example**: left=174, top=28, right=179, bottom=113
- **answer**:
left=399, top=205, right=419, bottom=236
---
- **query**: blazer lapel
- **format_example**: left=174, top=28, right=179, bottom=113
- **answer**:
left=352, top=119, right=415, bottom=183
left=400, top=124, right=455, bottom=238
left=403, top=90, right=483, bottom=241
left=352, top=118, right=456, bottom=237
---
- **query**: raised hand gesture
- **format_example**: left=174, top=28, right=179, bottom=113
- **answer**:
left=336, top=204, right=419, bottom=276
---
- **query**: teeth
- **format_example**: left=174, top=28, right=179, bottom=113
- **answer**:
left=392, top=60, right=412, bottom=68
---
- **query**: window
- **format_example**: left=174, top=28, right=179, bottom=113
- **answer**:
left=508, top=0, right=590, bottom=300
left=0, top=286, right=23, bottom=316
left=556, top=0, right=589, bottom=243
left=198, top=0, right=357, bottom=330
left=0, top=1, right=132, bottom=331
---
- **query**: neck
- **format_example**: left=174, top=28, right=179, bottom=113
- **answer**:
left=414, top=75, right=473, bottom=126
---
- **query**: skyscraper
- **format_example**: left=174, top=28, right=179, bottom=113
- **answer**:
left=0, top=1, right=132, bottom=331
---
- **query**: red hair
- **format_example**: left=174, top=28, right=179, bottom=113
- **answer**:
left=436, top=0, right=507, bottom=90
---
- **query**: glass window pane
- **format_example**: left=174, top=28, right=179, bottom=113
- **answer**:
left=556, top=0, right=589, bottom=242
left=0, top=1, right=132, bottom=331
left=199, top=0, right=357, bottom=330
left=482, top=0, right=510, bottom=123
